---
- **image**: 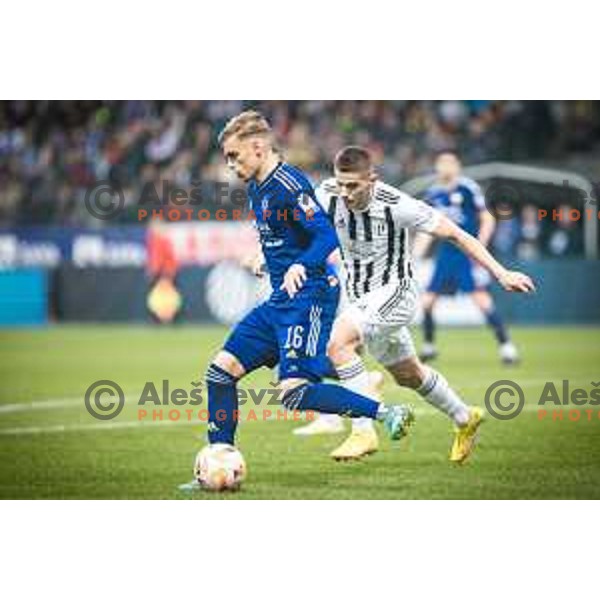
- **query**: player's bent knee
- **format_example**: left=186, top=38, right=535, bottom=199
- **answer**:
left=327, top=314, right=362, bottom=365
left=326, top=338, right=355, bottom=365
left=210, top=350, right=246, bottom=380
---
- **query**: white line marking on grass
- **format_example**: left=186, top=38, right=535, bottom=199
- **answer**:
left=2, top=402, right=598, bottom=437
left=0, top=398, right=84, bottom=414
left=0, top=395, right=137, bottom=414
left=1, top=374, right=598, bottom=436
left=2, top=376, right=596, bottom=414
left=0, top=414, right=297, bottom=436
left=0, top=418, right=194, bottom=436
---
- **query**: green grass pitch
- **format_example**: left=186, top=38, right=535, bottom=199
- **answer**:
left=0, top=325, right=599, bottom=499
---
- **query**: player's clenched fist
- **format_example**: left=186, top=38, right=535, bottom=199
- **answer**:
left=281, top=263, right=307, bottom=298
left=498, top=270, right=536, bottom=293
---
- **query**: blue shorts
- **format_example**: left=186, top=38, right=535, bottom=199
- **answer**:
left=224, top=280, right=340, bottom=382
left=427, top=259, right=490, bottom=295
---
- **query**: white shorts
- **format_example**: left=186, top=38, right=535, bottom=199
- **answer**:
left=340, top=280, right=419, bottom=366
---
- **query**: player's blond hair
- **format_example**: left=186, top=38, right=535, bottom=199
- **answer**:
left=218, top=110, right=273, bottom=146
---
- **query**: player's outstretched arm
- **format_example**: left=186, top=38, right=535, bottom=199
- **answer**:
left=432, top=214, right=536, bottom=293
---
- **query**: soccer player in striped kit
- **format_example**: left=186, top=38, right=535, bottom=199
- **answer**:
left=293, top=146, right=534, bottom=461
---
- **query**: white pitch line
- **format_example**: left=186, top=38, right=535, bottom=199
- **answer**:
left=1, top=376, right=596, bottom=415
left=0, top=413, right=310, bottom=436
left=1, top=402, right=599, bottom=437
left=0, top=397, right=90, bottom=414
left=0, top=375, right=598, bottom=437
left=0, top=395, right=138, bottom=414
left=0, top=418, right=193, bottom=436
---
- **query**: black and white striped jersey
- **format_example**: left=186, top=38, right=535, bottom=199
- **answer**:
left=316, top=178, right=440, bottom=301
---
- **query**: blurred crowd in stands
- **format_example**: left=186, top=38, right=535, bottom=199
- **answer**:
left=0, top=100, right=598, bottom=257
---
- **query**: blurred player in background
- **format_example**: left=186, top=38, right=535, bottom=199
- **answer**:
left=417, top=151, right=520, bottom=364
left=180, top=112, right=416, bottom=490
left=146, top=217, right=182, bottom=323
left=294, top=146, right=535, bottom=461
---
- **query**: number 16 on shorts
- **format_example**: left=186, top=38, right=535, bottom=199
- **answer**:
left=284, top=325, right=305, bottom=351
left=284, top=305, right=323, bottom=358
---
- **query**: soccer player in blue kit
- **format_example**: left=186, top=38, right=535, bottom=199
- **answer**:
left=418, top=151, right=520, bottom=364
left=197, top=111, right=414, bottom=455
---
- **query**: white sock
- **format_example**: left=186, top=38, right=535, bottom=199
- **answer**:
left=417, top=367, right=470, bottom=426
left=337, top=357, right=376, bottom=433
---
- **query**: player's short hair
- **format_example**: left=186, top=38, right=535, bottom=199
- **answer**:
left=218, top=110, right=273, bottom=145
left=334, top=146, right=373, bottom=173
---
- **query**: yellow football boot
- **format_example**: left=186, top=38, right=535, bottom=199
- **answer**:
left=330, top=428, right=379, bottom=461
left=450, top=406, right=484, bottom=464
left=329, top=370, right=386, bottom=459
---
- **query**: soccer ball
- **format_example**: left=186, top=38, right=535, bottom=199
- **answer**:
left=194, top=443, right=247, bottom=491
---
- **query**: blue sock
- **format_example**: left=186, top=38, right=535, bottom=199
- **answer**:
left=423, top=309, right=435, bottom=343
left=206, top=364, right=238, bottom=445
left=282, top=383, right=380, bottom=419
left=485, top=309, right=509, bottom=345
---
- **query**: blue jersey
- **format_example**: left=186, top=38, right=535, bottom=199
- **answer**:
left=425, top=176, right=490, bottom=294
left=424, top=176, right=485, bottom=263
left=224, top=162, right=340, bottom=382
left=247, top=162, right=338, bottom=304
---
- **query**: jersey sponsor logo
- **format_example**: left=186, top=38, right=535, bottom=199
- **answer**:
left=263, top=239, right=284, bottom=248
left=298, top=193, right=320, bottom=215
